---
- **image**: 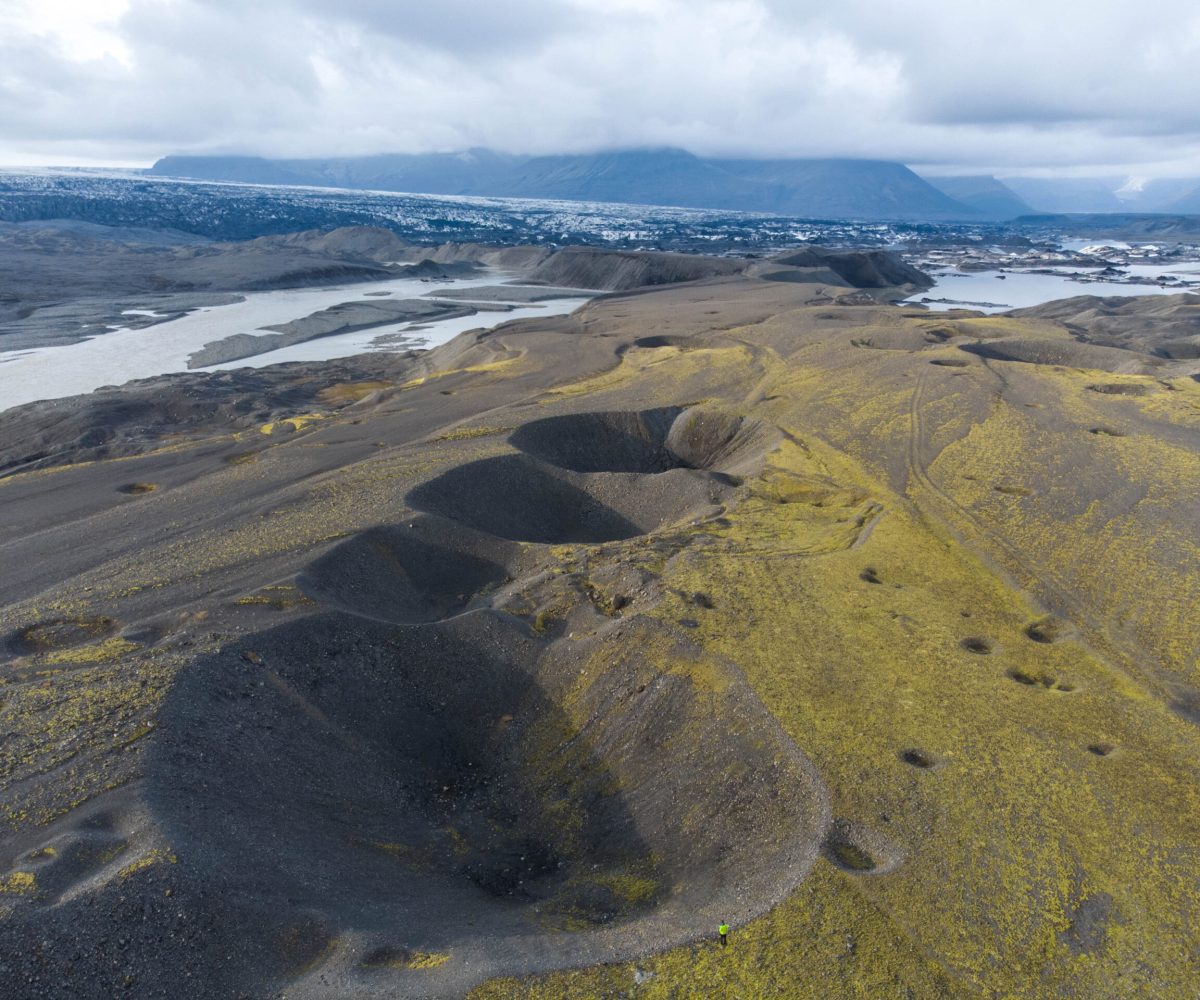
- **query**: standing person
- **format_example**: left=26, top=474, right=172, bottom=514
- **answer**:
left=718, top=922, right=730, bottom=948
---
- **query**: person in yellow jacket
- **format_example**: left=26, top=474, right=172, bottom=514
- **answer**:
left=718, top=922, right=730, bottom=947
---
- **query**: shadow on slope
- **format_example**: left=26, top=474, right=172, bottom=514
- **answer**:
left=297, top=515, right=522, bottom=624
left=144, top=609, right=830, bottom=994
left=406, top=453, right=731, bottom=544
left=508, top=406, right=770, bottom=477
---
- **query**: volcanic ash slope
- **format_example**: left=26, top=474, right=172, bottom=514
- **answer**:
left=0, top=254, right=1198, bottom=999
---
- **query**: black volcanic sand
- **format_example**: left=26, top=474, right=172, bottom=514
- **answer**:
left=143, top=609, right=827, bottom=997
left=0, top=224, right=422, bottom=347
left=0, top=252, right=868, bottom=999
left=1, top=245, right=1198, bottom=998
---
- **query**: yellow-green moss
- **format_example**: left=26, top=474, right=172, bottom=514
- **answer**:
left=118, top=850, right=176, bottom=880
left=317, top=380, right=394, bottom=404
left=363, top=947, right=451, bottom=970
left=0, top=872, right=36, bottom=895
left=473, top=316, right=1200, bottom=999
left=432, top=425, right=510, bottom=442
left=43, top=637, right=140, bottom=665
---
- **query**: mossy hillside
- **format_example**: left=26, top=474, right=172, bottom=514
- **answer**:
left=472, top=864, right=957, bottom=999
left=546, top=344, right=765, bottom=408
left=472, top=337, right=1200, bottom=998
left=2, top=277, right=1197, bottom=996
left=924, top=363, right=1200, bottom=691
left=732, top=328, right=1198, bottom=695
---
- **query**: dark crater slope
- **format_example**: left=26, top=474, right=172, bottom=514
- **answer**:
left=525, top=247, right=746, bottom=291
left=508, top=406, right=771, bottom=477
left=406, top=452, right=731, bottom=544
left=767, top=248, right=931, bottom=289
left=297, top=515, right=524, bottom=624
left=145, top=609, right=830, bottom=994
left=1009, top=293, right=1200, bottom=360
left=958, top=338, right=1164, bottom=374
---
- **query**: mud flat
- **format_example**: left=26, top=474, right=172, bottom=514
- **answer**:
left=1, top=248, right=1199, bottom=999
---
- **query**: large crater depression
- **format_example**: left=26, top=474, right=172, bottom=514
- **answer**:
left=146, top=609, right=829, bottom=994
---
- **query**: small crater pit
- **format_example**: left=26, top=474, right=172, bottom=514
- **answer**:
left=822, top=820, right=902, bottom=875
left=1008, top=669, right=1073, bottom=692
left=900, top=749, right=937, bottom=769
left=1088, top=383, right=1149, bottom=396
left=859, top=567, right=883, bottom=585
left=993, top=485, right=1033, bottom=498
left=1087, top=743, right=1116, bottom=757
left=8, top=616, right=119, bottom=655
left=960, top=636, right=994, bottom=655
left=1089, top=427, right=1127, bottom=437
left=1024, top=617, right=1072, bottom=644
left=630, top=335, right=693, bottom=350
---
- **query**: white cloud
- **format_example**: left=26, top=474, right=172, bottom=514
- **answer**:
left=1, top=0, right=133, bottom=63
left=0, top=0, right=1198, bottom=176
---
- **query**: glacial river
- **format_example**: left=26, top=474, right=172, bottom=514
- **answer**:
left=908, top=261, right=1200, bottom=314
left=0, top=271, right=591, bottom=413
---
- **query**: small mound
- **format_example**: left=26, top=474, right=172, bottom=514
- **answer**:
left=930, top=359, right=970, bottom=368
left=960, top=339, right=1159, bottom=374
left=526, top=247, right=745, bottom=291
left=850, top=330, right=941, bottom=351
left=117, top=482, right=158, bottom=495
left=407, top=454, right=731, bottom=544
left=771, top=249, right=930, bottom=289
left=1089, top=426, right=1127, bottom=437
left=299, top=516, right=521, bottom=624
left=8, top=616, right=119, bottom=655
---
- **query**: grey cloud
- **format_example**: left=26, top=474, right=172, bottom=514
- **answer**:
left=283, top=0, right=585, bottom=54
left=1, top=0, right=1198, bottom=177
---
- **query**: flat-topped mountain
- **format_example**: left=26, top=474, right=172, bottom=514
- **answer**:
left=150, top=148, right=979, bottom=221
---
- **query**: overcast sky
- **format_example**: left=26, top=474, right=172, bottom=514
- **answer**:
left=2, top=0, right=1199, bottom=178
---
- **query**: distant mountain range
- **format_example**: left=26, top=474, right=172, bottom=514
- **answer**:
left=922, top=176, right=1034, bottom=219
left=992, top=175, right=1200, bottom=215
left=149, top=149, right=983, bottom=221
left=148, top=149, right=1200, bottom=224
